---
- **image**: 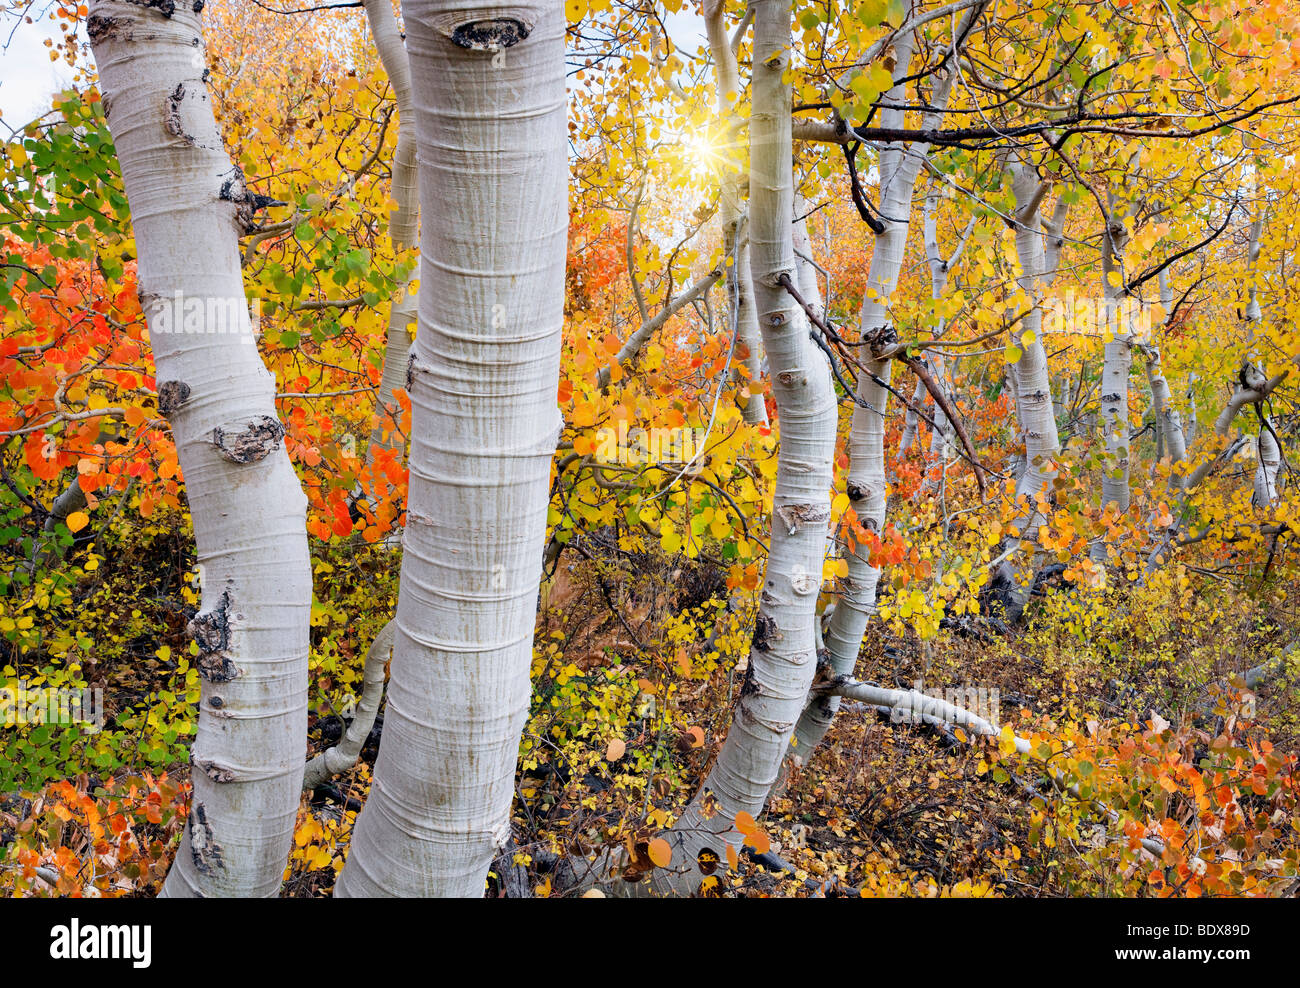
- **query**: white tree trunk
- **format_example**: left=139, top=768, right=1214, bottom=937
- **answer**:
left=1242, top=194, right=1278, bottom=509
left=1005, top=362, right=1028, bottom=483
left=792, top=193, right=824, bottom=319
left=896, top=375, right=929, bottom=461
left=336, top=0, right=567, bottom=897
left=802, top=5, right=982, bottom=763
left=642, top=0, right=837, bottom=895
left=1142, top=274, right=1188, bottom=481
left=89, top=1, right=312, bottom=897
left=1141, top=346, right=1188, bottom=470
left=1042, top=199, right=1070, bottom=285
left=1254, top=422, right=1282, bottom=508
left=360, top=0, right=420, bottom=480
left=302, top=620, right=394, bottom=789
left=705, top=0, right=767, bottom=425
left=918, top=189, right=975, bottom=493
left=1096, top=332, right=1133, bottom=511
left=996, top=155, right=1061, bottom=617
left=1091, top=192, right=1135, bottom=564
left=1244, top=214, right=1264, bottom=323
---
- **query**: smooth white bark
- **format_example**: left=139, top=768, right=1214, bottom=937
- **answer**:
left=89, top=0, right=312, bottom=897
left=810, top=6, right=983, bottom=760
left=1254, top=421, right=1282, bottom=508
left=792, top=194, right=824, bottom=319
left=917, top=189, right=976, bottom=493
left=1092, top=190, right=1136, bottom=565
left=302, top=620, right=393, bottom=790
left=336, top=0, right=567, bottom=897
left=1140, top=345, right=1188, bottom=472
left=641, top=0, right=837, bottom=895
left=705, top=0, right=767, bottom=425
left=361, top=0, right=420, bottom=477
left=1241, top=198, right=1281, bottom=509
left=996, top=156, right=1061, bottom=617
left=896, top=374, right=930, bottom=462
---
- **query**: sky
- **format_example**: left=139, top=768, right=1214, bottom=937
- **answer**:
left=0, top=4, right=80, bottom=130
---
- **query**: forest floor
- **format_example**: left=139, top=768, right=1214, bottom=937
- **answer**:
left=4, top=520, right=1299, bottom=897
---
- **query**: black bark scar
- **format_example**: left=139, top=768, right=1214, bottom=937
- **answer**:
left=188, top=802, right=226, bottom=878
left=188, top=588, right=239, bottom=683
left=157, top=380, right=191, bottom=416
left=210, top=416, right=285, bottom=464
left=752, top=613, right=778, bottom=652
left=450, top=18, right=529, bottom=50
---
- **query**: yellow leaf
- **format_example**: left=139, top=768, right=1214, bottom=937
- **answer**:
left=65, top=511, right=89, bottom=533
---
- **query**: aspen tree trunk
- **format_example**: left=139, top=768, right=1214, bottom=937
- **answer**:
left=918, top=189, right=976, bottom=493
left=643, top=0, right=836, bottom=894
left=1240, top=199, right=1281, bottom=508
left=1005, top=363, right=1028, bottom=483
left=806, top=4, right=983, bottom=764
left=792, top=194, right=824, bottom=318
left=1142, top=347, right=1188, bottom=470
left=336, top=0, right=567, bottom=897
left=1142, top=273, right=1188, bottom=481
left=1042, top=199, right=1070, bottom=284
left=1004, top=198, right=1065, bottom=486
left=705, top=0, right=767, bottom=425
left=902, top=190, right=957, bottom=470
left=817, top=25, right=919, bottom=699
left=896, top=375, right=930, bottom=461
left=997, top=155, right=1060, bottom=618
left=1254, top=425, right=1282, bottom=507
left=1096, top=332, right=1133, bottom=512
left=1244, top=213, right=1264, bottom=322
left=919, top=368, right=949, bottom=473
left=88, top=1, right=311, bottom=897
left=360, top=0, right=420, bottom=479
left=1091, top=194, right=1134, bottom=563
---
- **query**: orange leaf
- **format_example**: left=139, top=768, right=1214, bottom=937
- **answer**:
left=676, top=648, right=691, bottom=677
left=647, top=838, right=672, bottom=868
